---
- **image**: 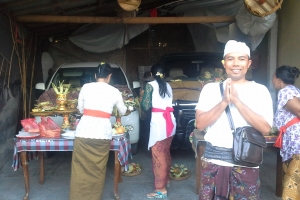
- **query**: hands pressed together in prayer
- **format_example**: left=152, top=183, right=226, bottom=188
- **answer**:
left=222, top=78, right=242, bottom=107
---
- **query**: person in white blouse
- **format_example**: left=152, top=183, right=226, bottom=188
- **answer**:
left=141, top=64, right=176, bottom=199
left=69, top=63, right=127, bottom=200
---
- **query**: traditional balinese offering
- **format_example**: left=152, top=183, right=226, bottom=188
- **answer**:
left=112, top=118, right=127, bottom=135
left=121, top=162, right=142, bottom=176
left=169, top=164, right=190, bottom=180
left=112, top=117, right=134, bottom=135
left=52, top=82, right=71, bottom=111
left=56, top=93, right=67, bottom=111
left=31, top=101, right=56, bottom=112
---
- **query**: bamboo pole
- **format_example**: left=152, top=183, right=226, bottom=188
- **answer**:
left=8, top=16, right=16, bottom=89
left=21, top=32, right=27, bottom=118
left=15, top=15, right=235, bottom=24
left=28, top=35, right=37, bottom=116
left=0, top=57, right=4, bottom=77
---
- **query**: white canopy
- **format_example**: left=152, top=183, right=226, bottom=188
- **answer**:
left=69, top=0, right=276, bottom=52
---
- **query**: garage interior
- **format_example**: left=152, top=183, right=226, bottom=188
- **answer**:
left=0, top=0, right=299, bottom=199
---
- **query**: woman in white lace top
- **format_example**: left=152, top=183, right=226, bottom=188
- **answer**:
left=69, top=63, right=127, bottom=200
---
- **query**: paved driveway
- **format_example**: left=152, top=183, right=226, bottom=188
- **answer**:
left=0, top=121, right=281, bottom=200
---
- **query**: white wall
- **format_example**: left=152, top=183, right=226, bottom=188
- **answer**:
left=278, top=0, right=300, bottom=87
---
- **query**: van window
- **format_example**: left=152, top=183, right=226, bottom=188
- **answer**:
left=50, top=67, right=127, bottom=88
left=160, top=53, right=223, bottom=81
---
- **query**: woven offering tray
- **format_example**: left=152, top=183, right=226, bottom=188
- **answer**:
left=121, top=169, right=142, bottom=177
left=30, top=111, right=54, bottom=117
left=169, top=170, right=191, bottom=181
left=121, top=163, right=142, bottom=177
left=244, top=0, right=283, bottom=17
left=54, top=109, right=78, bottom=114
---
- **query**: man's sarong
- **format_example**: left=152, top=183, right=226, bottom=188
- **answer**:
left=151, top=136, right=173, bottom=189
left=282, top=154, right=300, bottom=200
left=199, top=161, right=260, bottom=200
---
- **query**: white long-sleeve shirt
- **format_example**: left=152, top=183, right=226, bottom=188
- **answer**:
left=75, top=82, right=127, bottom=139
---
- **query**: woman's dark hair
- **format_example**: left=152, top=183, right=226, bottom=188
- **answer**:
left=275, top=65, right=300, bottom=85
left=143, top=71, right=152, bottom=78
left=151, top=64, right=170, bottom=98
left=96, top=63, right=112, bottom=78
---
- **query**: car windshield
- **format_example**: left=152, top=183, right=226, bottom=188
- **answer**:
left=162, top=54, right=223, bottom=81
left=50, top=67, right=127, bottom=88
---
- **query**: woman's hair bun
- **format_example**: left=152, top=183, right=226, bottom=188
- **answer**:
left=96, top=63, right=112, bottom=79
left=276, top=65, right=300, bottom=85
left=290, top=67, right=300, bottom=79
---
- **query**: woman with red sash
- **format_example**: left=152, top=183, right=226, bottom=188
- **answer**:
left=273, top=65, right=300, bottom=199
left=141, top=64, right=176, bottom=199
left=69, top=63, right=127, bottom=200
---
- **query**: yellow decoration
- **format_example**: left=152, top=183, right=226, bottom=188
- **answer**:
left=204, top=71, right=212, bottom=79
left=52, top=81, right=70, bottom=94
left=155, top=72, right=164, bottom=79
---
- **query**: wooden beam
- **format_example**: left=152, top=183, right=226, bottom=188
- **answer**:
left=15, top=15, right=235, bottom=24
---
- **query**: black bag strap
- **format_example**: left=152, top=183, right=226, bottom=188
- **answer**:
left=219, top=82, right=235, bottom=131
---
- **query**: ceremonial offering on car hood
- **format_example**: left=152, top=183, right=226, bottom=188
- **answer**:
left=169, top=164, right=191, bottom=180
left=32, top=101, right=56, bottom=112
left=67, top=99, right=78, bottom=109
left=112, top=91, right=139, bottom=117
left=52, top=82, right=71, bottom=111
left=52, top=81, right=71, bottom=95
left=121, top=91, right=139, bottom=112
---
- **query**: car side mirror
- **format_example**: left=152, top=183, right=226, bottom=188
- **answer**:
left=35, top=83, right=46, bottom=90
left=132, top=81, right=140, bottom=89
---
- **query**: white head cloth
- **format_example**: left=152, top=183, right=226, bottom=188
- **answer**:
left=223, top=40, right=250, bottom=58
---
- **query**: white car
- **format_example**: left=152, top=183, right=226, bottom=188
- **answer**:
left=35, top=62, right=140, bottom=154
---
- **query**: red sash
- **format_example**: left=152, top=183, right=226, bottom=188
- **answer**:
left=274, top=117, right=300, bottom=148
left=152, top=107, right=174, bottom=137
left=83, top=109, right=111, bottom=118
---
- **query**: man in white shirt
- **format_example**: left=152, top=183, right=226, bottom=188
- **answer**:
left=195, top=40, right=273, bottom=199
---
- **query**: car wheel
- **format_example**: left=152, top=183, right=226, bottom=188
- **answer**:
left=131, top=143, right=138, bottom=155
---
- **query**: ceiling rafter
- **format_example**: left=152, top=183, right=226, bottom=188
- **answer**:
left=15, top=15, right=235, bottom=24
left=0, top=0, right=236, bottom=41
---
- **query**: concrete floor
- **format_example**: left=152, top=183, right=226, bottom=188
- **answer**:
left=0, top=121, right=281, bottom=200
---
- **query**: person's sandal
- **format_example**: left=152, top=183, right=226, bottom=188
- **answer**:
left=147, top=191, right=167, bottom=199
